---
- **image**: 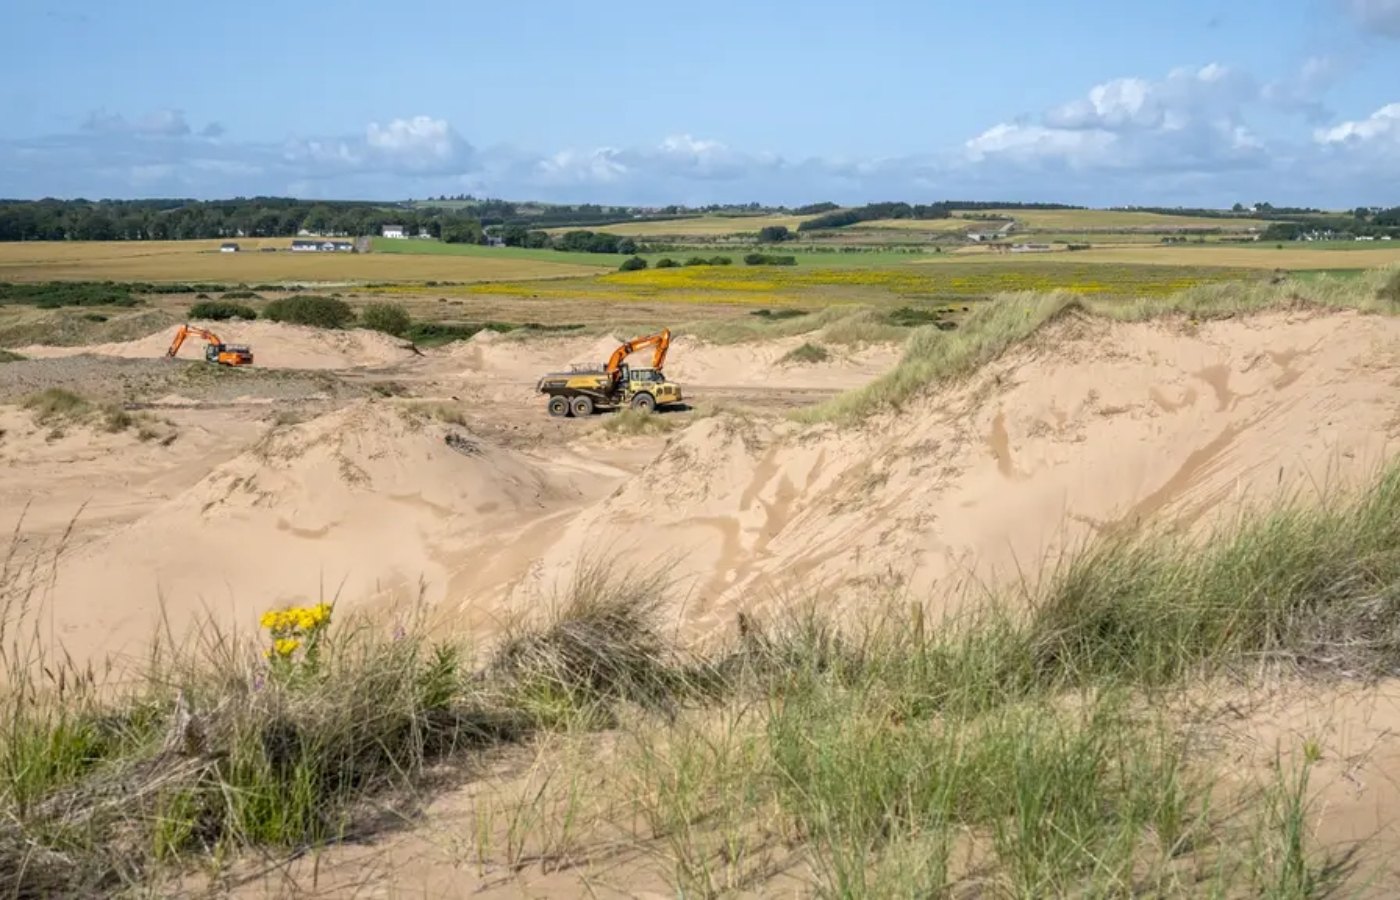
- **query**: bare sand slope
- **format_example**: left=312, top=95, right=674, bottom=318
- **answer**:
left=505, top=309, right=1400, bottom=639
left=16, top=320, right=415, bottom=370
left=443, top=329, right=901, bottom=391
left=0, top=405, right=261, bottom=545
left=26, top=402, right=622, bottom=667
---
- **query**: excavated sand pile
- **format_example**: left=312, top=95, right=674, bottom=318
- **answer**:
left=505, top=308, right=1400, bottom=637
left=445, top=330, right=902, bottom=391
left=17, top=320, right=415, bottom=370
left=32, top=401, right=585, bottom=665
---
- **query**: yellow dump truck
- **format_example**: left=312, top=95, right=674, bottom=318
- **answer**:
left=536, top=329, right=684, bottom=417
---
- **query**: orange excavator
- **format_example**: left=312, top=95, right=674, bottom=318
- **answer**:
left=165, top=324, right=253, bottom=366
left=604, top=328, right=671, bottom=388
left=535, top=328, right=683, bottom=417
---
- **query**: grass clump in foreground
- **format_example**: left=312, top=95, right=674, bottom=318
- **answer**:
left=7, top=459, right=1398, bottom=895
left=0, top=349, right=24, bottom=363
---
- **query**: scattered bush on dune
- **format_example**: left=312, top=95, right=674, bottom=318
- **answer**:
left=360, top=302, right=412, bottom=338
left=263, top=295, right=355, bottom=329
left=188, top=300, right=258, bottom=321
left=779, top=341, right=830, bottom=365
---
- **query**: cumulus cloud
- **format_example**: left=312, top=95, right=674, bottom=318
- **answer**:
left=964, top=64, right=1266, bottom=173
left=4, top=93, right=1400, bottom=207
left=1345, top=0, right=1400, bottom=36
left=284, top=115, right=473, bottom=175
left=1315, top=102, right=1400, bottom=145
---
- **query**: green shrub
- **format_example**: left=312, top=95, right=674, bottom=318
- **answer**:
left=220, top=290, right=263, bottom=300
left=709, top=256, right=733, bottom=266
left=0, top=282, right=140, bottom=309
left=360, top=302, right=412, bottom=338
left=0, top=349, right=25, bottom=363
left=618, top=256, right=648, bottom=272
left=189, top=301, right=258, bottom=321
left=743, top=253, right=798, bottom=266
left=684, top=257, right=710, bottom=267
left=655, top=258, right=679, bottom=269
left=263, top=295, right=355, bottom=329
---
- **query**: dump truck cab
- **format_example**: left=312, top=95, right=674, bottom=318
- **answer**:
left=616, top=365, right=682, bottom=411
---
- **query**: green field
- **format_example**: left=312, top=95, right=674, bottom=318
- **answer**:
left=368, top=237, right=614, bottom=268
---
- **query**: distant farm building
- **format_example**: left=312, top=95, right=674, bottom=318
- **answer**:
left=290, top=239, right=354, bottom=252
left=382, top=224, right=407, bottom=239
left=219, top=242, right=240, bottom=253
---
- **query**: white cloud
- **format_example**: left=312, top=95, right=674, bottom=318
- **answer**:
left=1345, top=0, right=1400, bottom=36
left=964, top=64, right=1266, bottom=173
left=365, top=115, right=466, bottom=168
left=1315, top=102, right=1400, bottom=144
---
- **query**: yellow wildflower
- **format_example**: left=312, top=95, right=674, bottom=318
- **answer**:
left=273, top=637, right=301, bottom=657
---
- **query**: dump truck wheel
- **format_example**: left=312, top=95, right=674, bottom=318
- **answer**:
left=630, top=392, right=656, bottom=412
left=547, top=396, right=570, bottom=417
left=570, top=395, right=594, bottom=417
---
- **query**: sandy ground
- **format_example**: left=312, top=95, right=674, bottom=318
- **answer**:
left=6, top=310, right=1400, bottom=661
left=4, top=309, right=1400, bottom=894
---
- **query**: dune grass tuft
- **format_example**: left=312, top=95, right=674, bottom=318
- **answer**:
left=600, top=407, right=681, bottom=436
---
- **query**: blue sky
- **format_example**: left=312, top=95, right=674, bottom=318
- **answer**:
left=2, top=0, right=1399, bottom=206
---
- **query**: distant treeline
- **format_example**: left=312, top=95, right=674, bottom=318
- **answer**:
left=798, top=202, right=954, bottom=231
left=0, top=198, right=481, bottom=242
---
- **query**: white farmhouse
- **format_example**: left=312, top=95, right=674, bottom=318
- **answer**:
left=382, top=224, right=407, bottom=239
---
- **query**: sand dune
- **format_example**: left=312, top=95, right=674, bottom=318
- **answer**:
left=8, top=308, right=1399, bottom=669
left=23, top=402, right=607, bottom=665
left=17, top=320, right=416, bottom=370
left=504, top=309, right=1400, bottom=637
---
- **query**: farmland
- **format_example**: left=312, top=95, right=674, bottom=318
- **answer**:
left=951, top=207, right=1276, bottom=231
left=0, top=240, right=602, bottom=283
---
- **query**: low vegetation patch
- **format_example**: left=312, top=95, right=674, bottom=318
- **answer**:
left=219, top=290, right=263, bottom=301
left=619, top=256, right=649, bottom=271
left=188, top=300, right=258, bottom=321
left=600, top=408, right=680, bottom=436
left=0, top=281, right=140, bottom=309
left=22, top=387, right=90, bottom=424
left=1379, top=267, right=1400, bottom=304
left=360, top=301, right=412, bottom=338
left=405, top=321, right=585, bottom=347
left=0, top=349, right=23, bottom=363
left=263, top=295, right=355, bottom=329
left=779, top=341, right=831, bottom=364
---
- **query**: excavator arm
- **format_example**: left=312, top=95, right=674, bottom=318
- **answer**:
left=166, top=324, right=222, bottom=357
left=605, top=328, right=672, bottom=381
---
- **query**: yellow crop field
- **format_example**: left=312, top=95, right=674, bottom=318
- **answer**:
left=0, top=241, right=599, bottom=283
left=546, top=214, right=815, bottom=237
left=460, top=260, right=1250, bottom=307
left=956, top=209, right=1275, bottom=231
left=1020, top=244, right=1400, bottom=270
